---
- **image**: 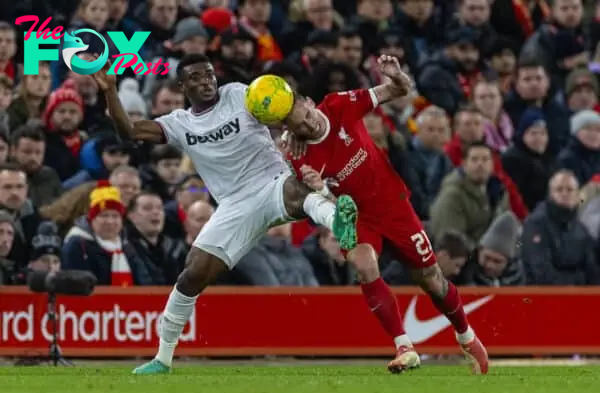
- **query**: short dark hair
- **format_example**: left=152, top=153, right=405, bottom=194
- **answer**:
left=151, top=79, right=182, bottom=105
left=462, top=141, right=492, bottom=160
left=0, top=21, right=15, bottom=34
left=127, top=191, right=163, bottom=213
left=150, top=144, right=182, bottom=164
left=176, top=54, right=212, bottom=80
left=0, top=162, right=25, bottom=175
left=10, top=123, right=46, bottom=147
left=338, top=26, right=361, bottom=41
left=435, top=230, right=471, bottom=258
left=517, top=56, right=547, bottom=73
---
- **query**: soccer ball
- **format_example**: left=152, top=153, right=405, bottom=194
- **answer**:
left=245, top=75, right=295, bottom=124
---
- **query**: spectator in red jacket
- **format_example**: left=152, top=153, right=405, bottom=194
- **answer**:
left=445, top=104, right=529, bottom=220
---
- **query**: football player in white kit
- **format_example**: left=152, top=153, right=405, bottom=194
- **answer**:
left=92, top=54, right=358, bottom=374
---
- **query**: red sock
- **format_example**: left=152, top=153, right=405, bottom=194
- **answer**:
left=361, top=277, right=405, bottom=338
left=431, top=281, right=469, bottom=334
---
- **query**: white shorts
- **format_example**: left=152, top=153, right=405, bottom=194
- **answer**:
left=192, top=172, right=293, bottom=268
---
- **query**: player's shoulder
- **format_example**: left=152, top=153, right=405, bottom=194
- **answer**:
left=219, top=82, right=248, bottom=97
left=155, top=108, right=189, bottom=123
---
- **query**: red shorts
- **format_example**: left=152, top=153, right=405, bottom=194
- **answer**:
left=343, top=197, right=436, bottom=269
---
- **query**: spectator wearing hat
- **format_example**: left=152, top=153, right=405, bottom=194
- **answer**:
left=9, top=123, right=63, bottom=207
left=141, top=17, right=209, bottom=100
left=0, top=163, right=43, bottom=269
left=62, top=181, right=151, bottom=286
left=463, top=211, right=526, bottom=286
left=521, top=0, right=587, bottom=87
left=201, top=6, right=235, bottom=37
left=417, top=26, right=483, bottom=116
left=125, top=192, right=187, bottom=285
left=7, top=62, right=51, bottom=132
left=118, top=79, right=148, bottom=124
left=237, top=0, right=283, bottom=62
left=13, top=221, right=62, bottom=285
left=42, top=86, right=87, bottom=182
left=503, top=57, right=570, bottom=157
left=0, top=211, right=15, bottom=284
left=486, top=37, right=518, bottom=95
left=502, top=107, right=554, bottom=211
left=564, top=68, right=600, bottom=113
left=279, top=0, right=340, bottom=57
left=521, top=170, right=600, bottom=285
left=63, top=134, right=131, bottom=190
left=556, top=110, right=600, bottom=185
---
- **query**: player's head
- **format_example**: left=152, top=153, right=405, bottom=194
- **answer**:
left=176, top=54, right=218, bottom=105
left=283, top=93, right=324, bottom=140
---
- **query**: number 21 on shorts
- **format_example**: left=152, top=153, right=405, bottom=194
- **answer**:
left=410, top=229, right=433, bottom=263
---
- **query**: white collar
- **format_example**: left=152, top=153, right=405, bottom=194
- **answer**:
left=307, top=109, right=331, bottom=145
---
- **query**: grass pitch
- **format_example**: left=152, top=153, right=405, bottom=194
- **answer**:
left=1, top=364, right=599, bottom=393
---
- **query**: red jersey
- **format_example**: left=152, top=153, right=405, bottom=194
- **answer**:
left=289, top=89, right=409, bottom=217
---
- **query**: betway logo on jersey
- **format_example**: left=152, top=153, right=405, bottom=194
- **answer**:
left=186, top=118, right=240, bottom=145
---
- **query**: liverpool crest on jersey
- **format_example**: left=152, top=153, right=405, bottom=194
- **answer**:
left=339, top=129, right=353, bottom=146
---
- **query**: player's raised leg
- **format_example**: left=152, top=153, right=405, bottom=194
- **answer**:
left=133, top=247, right=227, bottom=374
left=282, top=176, right=357, bottom=250
left=346, top=243, right=420, bottom=373
left=410, top=264, right=488, bottom=374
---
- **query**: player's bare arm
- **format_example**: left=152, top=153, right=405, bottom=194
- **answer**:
left=371, top=55, right=414, bottom=105
left=92, top=60, right=165, bottom=144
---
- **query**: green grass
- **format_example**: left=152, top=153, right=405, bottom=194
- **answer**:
left=0, top=365, right=599, bottom=393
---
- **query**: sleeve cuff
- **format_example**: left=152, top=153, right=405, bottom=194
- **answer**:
left=368, top=88, right=379, bottom=108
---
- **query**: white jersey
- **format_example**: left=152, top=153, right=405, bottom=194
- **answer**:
left=155, top=83, right=289, bottom=203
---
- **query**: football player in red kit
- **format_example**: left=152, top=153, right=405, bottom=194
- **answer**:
left=282, top=55, right=488, bottom=374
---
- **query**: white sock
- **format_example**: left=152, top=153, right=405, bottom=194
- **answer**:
left=155, top=287, right=198, bottom=366
left=393, top=334, right=413, bottom=350
left=302, top=193, right=335, bottom=230
left=456, top=325, right=475, bottom=345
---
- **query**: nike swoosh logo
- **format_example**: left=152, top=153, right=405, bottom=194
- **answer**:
left=403, top=295, right=494, bottom=344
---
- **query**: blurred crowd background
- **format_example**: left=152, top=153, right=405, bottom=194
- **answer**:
left=1, top=0, right=600, bottom=288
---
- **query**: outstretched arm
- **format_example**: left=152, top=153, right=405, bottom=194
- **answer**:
left=92, top=60, right=165, bottom=143
left=371, top=55, right=414, bottom=106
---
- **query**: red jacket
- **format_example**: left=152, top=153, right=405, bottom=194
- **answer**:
left=445, top=134, right=529, bottom=221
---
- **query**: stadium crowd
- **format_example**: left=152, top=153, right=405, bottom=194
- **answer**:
left=1, top=0, right=600, bottom=288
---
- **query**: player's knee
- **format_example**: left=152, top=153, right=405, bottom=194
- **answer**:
left=411, top=264, right=446, bottom=298
left=176, top=247, right=228, bottom=296
left=347, top=244, right=380, bottom=283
